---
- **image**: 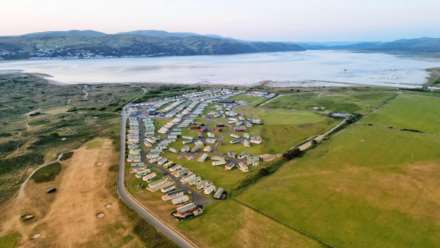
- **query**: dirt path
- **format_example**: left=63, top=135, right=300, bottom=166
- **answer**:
left=16, top=153, right=64, bottom=201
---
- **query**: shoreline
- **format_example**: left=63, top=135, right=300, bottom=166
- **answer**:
left=10, top=72, right=431, bottom=90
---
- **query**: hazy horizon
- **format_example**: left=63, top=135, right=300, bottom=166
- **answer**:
left=2, top=0, right=440, bottom=42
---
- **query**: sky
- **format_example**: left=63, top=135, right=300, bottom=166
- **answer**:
left=2, top=0, right=440, bottom=42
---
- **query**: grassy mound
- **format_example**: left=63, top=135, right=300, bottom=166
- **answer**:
left=31, top=162, right=62, bottom=183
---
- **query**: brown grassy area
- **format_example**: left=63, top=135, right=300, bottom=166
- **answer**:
left=0, top=138, right=146, bottom=247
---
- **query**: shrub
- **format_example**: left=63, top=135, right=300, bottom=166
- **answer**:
left=0, top=140, right=23, bottom=154
left=0, top=152, right=44, bottom=175
left=59, top=151, right=74, bottom=161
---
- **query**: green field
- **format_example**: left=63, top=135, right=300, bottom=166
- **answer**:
left=236, top=93, right=440, bottom=248
left=179, top=200, right=322, bottom=248
left=365, top=93, right=440, bottom=133
left=266, top=89, right=397, bottom=114
left=231, top=94, right=266, bottom=106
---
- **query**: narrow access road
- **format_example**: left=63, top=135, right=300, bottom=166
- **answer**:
left=117, top=107, right=198, bottom=248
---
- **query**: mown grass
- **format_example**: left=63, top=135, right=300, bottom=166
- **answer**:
left=31, top=162, right=62, bottom=183
left=231, top=94, right=266, bottom=106
left=237, top=93, right=440, bottom=248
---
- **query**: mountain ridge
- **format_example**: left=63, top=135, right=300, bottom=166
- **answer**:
left=1, top=30, right=440, bottom=60
left=0, top=30, right=304, bottom=60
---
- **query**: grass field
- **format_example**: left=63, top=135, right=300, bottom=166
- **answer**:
left=266, top=88, right=397, bottom=114
left=231, top=94, right=266, bottom=106
left=179, top=200, right=322, bottom=248
left=237, top=92, right=440, bottom=248
left=365, top=93, right=440, bottom=133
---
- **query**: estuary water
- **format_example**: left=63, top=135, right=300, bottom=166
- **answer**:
left=0, top=50, right=439, bottom=87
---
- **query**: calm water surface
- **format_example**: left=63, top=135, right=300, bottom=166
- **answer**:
left=0, top=50, right=439, bottom=87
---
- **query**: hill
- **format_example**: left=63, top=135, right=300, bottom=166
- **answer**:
left=0, top=30, right=305, bottom=60
left=303, top=38, right=440, bottom=55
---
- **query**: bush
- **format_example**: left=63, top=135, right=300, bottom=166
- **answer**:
left=0, top=140, right=23, bottom=154
left=0, top=152, right=44, bottom=175
left=31, top=162, right=62, bottom=183
left=282, top=148, right=304, bottom=160
left=33, top=133, right=61, bottom=146
left=59, top=151, right=74, bottom=161
left=0, top=132, right=12, bottom=138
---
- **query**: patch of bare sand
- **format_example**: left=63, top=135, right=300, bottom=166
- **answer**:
left=40, top=138, right=126, bottom=247
left=0, top=138, right=140, bottom=247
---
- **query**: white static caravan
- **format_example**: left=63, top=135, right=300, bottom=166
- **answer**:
left=197, top=153, right=209, bottom=162
left=147, top=178, right=169, bottom=192
left=142, top=172, right=157, bottom=182
left=162, top=190, right=185, bottom=201
left=212, top=160, right=226, bottom=166
left=171, top=195, right=190, bottom=205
